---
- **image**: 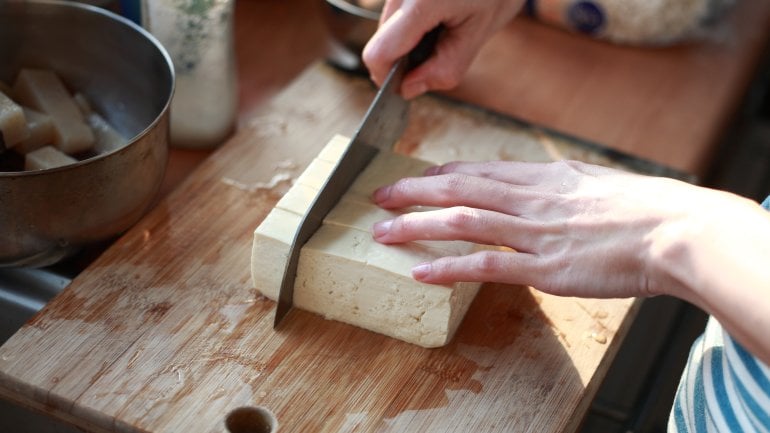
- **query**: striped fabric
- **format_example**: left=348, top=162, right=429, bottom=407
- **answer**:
left=669, top=318, right=770, bottom=432
left=668, top=196, right=770, bottom=432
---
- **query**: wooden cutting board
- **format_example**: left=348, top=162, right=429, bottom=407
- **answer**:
left=0, top=63, right=647, bottom=433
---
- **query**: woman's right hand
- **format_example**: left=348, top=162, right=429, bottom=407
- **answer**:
left=362, top=0, right=526, bottom=99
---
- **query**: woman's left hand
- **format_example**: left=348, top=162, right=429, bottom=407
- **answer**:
left=371, top=160, right=721, bottom=300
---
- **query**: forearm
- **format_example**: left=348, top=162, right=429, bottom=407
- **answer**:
left=650, top=192, right=770, bottom=365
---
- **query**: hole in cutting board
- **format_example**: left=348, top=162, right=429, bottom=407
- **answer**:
left=226, top=406, right=278, bottom=433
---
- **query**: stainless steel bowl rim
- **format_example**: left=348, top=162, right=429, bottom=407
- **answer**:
left=0, top=0, right=175, bottom=179
left=325, top=0, right=381, bottom=21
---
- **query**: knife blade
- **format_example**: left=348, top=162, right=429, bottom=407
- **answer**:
left=273, top=27, right=443, bottom=328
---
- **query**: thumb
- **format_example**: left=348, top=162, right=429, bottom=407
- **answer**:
left=401, top=30, right=483, bottom=99
left=379, top=0, right=403, bottom=25
left=362, top=6, right=442, bottom=86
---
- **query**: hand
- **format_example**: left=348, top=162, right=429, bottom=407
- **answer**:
left=372, top=159, right=770, bottom=364
left=370, top=160, right=748, bottom=300
left=362, top=0, right=525, bottom=99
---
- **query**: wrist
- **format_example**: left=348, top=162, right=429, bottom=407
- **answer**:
left=647, top=191, right=770, bottom=309
left=644, top=210, right=698, bottom=301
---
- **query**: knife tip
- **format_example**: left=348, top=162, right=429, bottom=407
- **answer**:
left=273, top=302, right=290, bottom=329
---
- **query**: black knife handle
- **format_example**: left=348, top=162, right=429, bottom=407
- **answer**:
left=406, top=25, right=445, bottom=71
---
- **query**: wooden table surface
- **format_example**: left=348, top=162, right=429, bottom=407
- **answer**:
left=165, top=0, right=770, bottom=186
left=448, top=0, right=770, bottom=178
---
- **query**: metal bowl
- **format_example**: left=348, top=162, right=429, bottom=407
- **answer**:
left=323, top=0, right=382, bottom=72
left=0, top=0, right=174, bottom=267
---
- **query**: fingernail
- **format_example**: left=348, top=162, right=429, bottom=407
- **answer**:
left=412, top=262, right=432, bottom=280
left=372, top=185, right=392, bottom=203
left=372, top=219, right=393, bottom=239
left=403, top=81, right=427, bottom=99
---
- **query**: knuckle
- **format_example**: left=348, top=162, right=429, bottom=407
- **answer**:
left=559, top=159, right=590, bottom=174
left=519, top=256, right=554, bottom=290
left=427, top=255, right=451, bottom=274
left=477, top=161, right=500, bottom=178
left=390, top=177, right=414, bottom=197
left=441, top=173, right=468, bottom=195
left=437, top=161, right=461, bottom=174
left=361, top=43, right=376, bottom=64
left=551, top=159, right=574, bottom=172
left=392, top=214, right=416, bottom=234
left=444, top=207, right=479, bottom=231
left=475, top=251, right=505, bottom=274
left=432, top=67, right=462, bottom=90
left=407, top=1, right=427, bottom=19
left=539, top=253, right=569, bottom=275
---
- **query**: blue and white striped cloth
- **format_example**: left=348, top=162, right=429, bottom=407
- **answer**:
left=668, top=196, right=770, bottom=432
left=669, top=318, right=770, bottom=432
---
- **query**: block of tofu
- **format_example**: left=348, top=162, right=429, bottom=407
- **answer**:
left=86, top=111, right=127, bottom=154
left=13, top=107, right=55, bottom=154
left=251, top=135, right=482, bottom=347
left=315, top=133, right=349, bottom=163
left=294, top=157, right=336, bottom=190
left=73, top=92, right=93, bottom=116
left=72, top=91, right=127, bottom=154
left=13, top=69, right=94, bottom=154
left=346, top=150, right=436, bottom=201
left=25, top=145, right=78, bottom=170
left=324, top=198, right=472, bottom=257
left=0, top=90, right=29, bottom=147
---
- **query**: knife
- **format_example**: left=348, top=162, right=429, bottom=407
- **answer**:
left=274, top=26, right=443, bottom=328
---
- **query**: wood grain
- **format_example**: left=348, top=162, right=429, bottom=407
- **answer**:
left=448, top=1, right=770, bottom=177
left=0, top=64, right=640, bottom=433
left=163, top=0, right=770, bottom=200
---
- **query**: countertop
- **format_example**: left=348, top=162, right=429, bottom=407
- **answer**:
left=162, top=0, right=770, bottom=190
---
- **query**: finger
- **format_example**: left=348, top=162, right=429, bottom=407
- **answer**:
left=372, top=173, right=550, bottom=216
left=411, top=250, right=543, bottom=286
left=424, top=160, right=552, bottom=186
left=362, top=7, right=440, bottom=87
left=372, top=206, right=551, bottom=253
left=427, top=160, right=634, bottom=194
left=379, top=0, right=403, bottom=25
left=400, top=27, right=485, bottom=99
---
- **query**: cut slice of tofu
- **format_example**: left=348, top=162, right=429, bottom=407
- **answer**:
left=0, top=90, right=29, bottom=147
left=315, top=133, right=350, bottom=163
left=325, top=198, right=472, bottom=257
left=13, top=69, right=94, bottom=154
left=86, top=111, right=126, bottom=154
left=73, top=91, right=127, bottom=154
left=13, top=107, right=55, bottom=154
left=294, top=157, right=336, bottom=190
left=251, top=134, right=482, bottom=347
left=346, top=150, right=435, bottom=201
left=73, top=92, right=93, bottom=116
left=275, top=182, right=321, bottom=216
left=252, top=207, right=302, bottom=292
left=24, top=145, right=78, bottom=170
